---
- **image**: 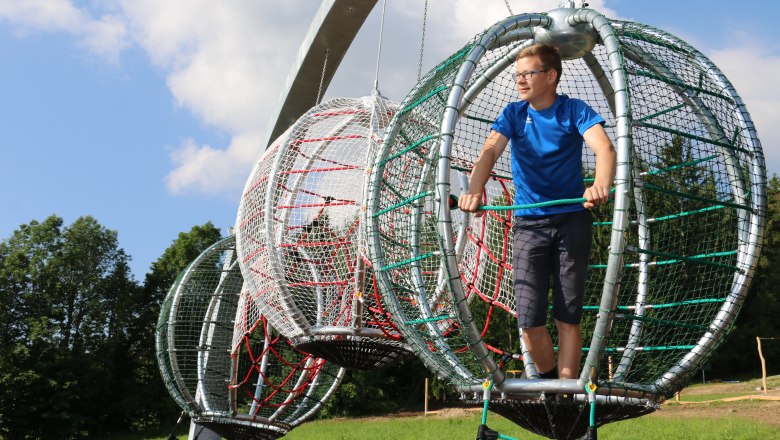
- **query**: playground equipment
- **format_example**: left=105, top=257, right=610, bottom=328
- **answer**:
left=235, top=96, right=413, bottom=369
left=366, top=3, right=766, bottom=439
left=156, top=235, right=344, bottom=439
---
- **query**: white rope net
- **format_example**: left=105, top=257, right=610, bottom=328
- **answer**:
left=236, top=95, right=413, bottom=369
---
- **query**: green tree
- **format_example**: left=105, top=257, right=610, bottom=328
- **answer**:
left=710, top=176, right=780, bottom=378
left=0, top=215, right=139, bottom=438
left=0, top=217, right=223, bottom=438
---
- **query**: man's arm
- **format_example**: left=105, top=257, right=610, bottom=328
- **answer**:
left=458, top=130, right=509, bottom=215
left=582, top=124, right=616, bottom=209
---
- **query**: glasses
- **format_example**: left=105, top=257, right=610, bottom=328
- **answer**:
left=511, top=69, right=550, bottom=82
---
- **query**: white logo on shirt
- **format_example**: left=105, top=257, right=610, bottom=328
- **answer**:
left=526, top=116, right=533, bottom=125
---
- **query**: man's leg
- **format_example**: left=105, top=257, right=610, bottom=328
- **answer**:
left=555, top=320, right=582, bottom=379
left=551, top=210, right=592, bottom=379
left=512, top=217, right=554, bottom=376
left=522, top=326, right=555, bottom=375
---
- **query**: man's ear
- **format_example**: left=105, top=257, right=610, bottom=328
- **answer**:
left=549, top=69, right=559, bottom=85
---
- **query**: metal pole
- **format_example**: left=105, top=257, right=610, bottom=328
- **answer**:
left=424, top=377, right=429, bottom=416
left=757, top=336, right=768, bottom=394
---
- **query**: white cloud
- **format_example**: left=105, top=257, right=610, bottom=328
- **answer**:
left=709, top=46, right=780, bottom=175
left=120, top=1, right=307, bottom=134
left=165, top=132, right=262, bottom=195
left=117, top=1, right=314, bottom=194
left=0, top=0, right=128, bottom=61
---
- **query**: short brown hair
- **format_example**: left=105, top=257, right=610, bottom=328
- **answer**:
left=516, top=44, right=562, bottom=84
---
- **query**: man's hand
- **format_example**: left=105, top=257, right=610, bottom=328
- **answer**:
left=582, top=184, right=610, bottom=209
left=582, top=124, right=616, bottom=210
left=460, top=131, right=509, bottom=218
left=458, top=193, right=485, bottom=217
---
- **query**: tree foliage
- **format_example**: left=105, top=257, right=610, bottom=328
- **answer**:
left=0, top=216, right=221, bottom=439
left=0, top=216, right=139, bottom=438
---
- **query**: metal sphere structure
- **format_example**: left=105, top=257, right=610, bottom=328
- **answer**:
left=366, top=6, right=765, bottom=439
left=236, top=95, right=413, bottom=370
left=156, top=235, right=344, bottom=439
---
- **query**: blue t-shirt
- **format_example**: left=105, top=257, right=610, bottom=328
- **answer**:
left=491, top=94, right=605, bottom=217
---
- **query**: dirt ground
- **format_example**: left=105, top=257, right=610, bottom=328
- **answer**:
left=650, top=376, right=780, bottom=427
left=355, top=376, right=780, bottom=428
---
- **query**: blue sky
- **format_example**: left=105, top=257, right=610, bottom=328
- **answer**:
left=1, top=0, right=778, bottom=280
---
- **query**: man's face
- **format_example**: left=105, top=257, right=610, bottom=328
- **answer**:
left=514, top=56, right=555, bottom=102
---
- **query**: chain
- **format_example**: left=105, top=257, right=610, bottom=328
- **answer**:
left=504, top=0, right=513, bottom=15
left=417, top=0, right=428, bottom=81
left=316, top=48, right=330, bottom=105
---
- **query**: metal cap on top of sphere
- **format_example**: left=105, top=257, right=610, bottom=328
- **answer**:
left=534, top=6, right=598, bottom=60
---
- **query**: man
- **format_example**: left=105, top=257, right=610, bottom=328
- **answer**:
left=458, top=44, right=616, bottom=380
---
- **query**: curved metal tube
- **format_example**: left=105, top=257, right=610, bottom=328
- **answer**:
left=566, top=8, right=633, bottom=385
left=436, top=12, right=552, bottom=389
left=612, top=22, right=766, bottom=394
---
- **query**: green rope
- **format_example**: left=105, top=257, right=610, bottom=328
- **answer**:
left=581, top=297, right=724, bottom=312
left=462, top=113, right=496, bottom=125
left=621, top=30, right=688, bottom=54
left=634, top=297, right=725, bottom=309
left=378, top=134, right=438, bottom=167
left=398, top=85, right=449, bottom=116
left=632, top=69, right=735, bottom=103
left=650, top=204, right=725, bottom=222
left=581, top=345, right=696, bottom=352
left=405, top=314, right=452, bottom=325
left=632, top=247, right=739, bottom=271
left=614, top=313, right=709, bottom=331
left=379, top=251, right=437, bottom=272
left=635, top=122, right=748, bottom=154
left=636, top=102, right=686, bottom=123
left=378, top=230, right=411, bottom=250
left=641, top=182, right=751, bottom=212
left=435, top=44, right=472, bottom=74
left=643, top=154, right=717, bottom=176
left=373, top=190, right=432, bottom=217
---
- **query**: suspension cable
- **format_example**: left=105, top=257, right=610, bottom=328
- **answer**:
left=372, top=0, right=388, bottom=93
left=504, top=0, right=514, bottom=15
left=417, top=0, right=428, bottom=81
left=316, top=48, right=330, bottom=105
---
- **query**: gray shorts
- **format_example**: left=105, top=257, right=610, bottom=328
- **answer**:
left=512, top=209, right=593, bottom=328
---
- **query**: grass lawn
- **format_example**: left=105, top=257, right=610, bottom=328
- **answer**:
left=279, top=407, right=777, bottom=440
left=127, top=406, right=777, bottom=440
left=122, top=377, right=780, bottom=439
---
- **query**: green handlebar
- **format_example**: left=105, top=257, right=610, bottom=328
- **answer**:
left=449, top=188, right=615, bottom=212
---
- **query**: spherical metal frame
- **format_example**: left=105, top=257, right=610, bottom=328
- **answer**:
left=366, top=6, right=766, bottom=430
